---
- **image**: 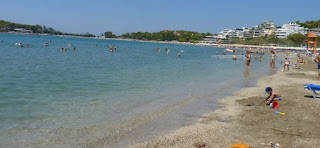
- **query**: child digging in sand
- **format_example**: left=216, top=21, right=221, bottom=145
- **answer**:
left=265, top=87, right=282, bottom=107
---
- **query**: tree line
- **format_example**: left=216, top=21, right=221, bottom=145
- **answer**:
left=296, top=20, right=320, bottom=29
left=229, top=33, right=320, bottom=47
left=104, top=30, right=212, bottom=43
left=0, top=20, right=95, bottom=37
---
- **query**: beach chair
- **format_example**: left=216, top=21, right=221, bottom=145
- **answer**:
left=304, top=84, right=320, bottom=99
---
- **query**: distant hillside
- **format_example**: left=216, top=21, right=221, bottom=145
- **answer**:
left=0, top=20, right=95, bottom=37
left=296, top=20, right=320, bottom=29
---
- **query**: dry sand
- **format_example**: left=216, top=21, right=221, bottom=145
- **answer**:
left=131, top=56, right=320, bottom=148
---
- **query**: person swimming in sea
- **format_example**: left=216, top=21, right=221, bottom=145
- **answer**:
left=233, top=52, right=237, bottom=60
left=177, top=53, right=181, bottom=58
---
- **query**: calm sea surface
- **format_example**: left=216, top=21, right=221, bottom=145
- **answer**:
left=0, top=33, right=280, bottom=147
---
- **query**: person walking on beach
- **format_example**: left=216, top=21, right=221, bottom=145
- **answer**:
left=313, top=53, right=320, bottom=80
left=270, top=51, right=276, bottom=68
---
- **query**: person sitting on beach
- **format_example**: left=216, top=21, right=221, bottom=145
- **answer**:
left=292, top=63, right=300, bottom=70
left=265, top=87, right=282, bottom=106
left=283, top=57, right=290, bottom=71
left=298, top=57, right=303, bottom=63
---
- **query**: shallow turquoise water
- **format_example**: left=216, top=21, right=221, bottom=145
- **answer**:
left=0, top=33, right=280, bottom=147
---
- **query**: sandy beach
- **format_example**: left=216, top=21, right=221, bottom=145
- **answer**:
left=131, top=55, right=320, bottom=148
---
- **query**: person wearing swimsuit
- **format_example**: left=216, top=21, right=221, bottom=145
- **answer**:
left=270, top=51, right=276, bottom=68
left=245, top=51, right=251, bottom=67
left=314, top=53, right=320, bottom=80
left=284, top=57, right=290, bottom=71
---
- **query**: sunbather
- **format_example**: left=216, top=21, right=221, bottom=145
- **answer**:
left=265, top=87, right=282, bottom=106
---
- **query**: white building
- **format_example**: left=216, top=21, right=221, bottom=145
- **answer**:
left=217, top=29, right=244, bottom=39
left=306, top=28, right=320, bottom=36
left=217, top=21, right=276, bottom=39
left=198, top=36, right=218, bottom=44
left=275, top=23, right=306, bottom=38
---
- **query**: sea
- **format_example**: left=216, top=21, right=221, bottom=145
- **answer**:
left=0, top=33, right=281, bottom=147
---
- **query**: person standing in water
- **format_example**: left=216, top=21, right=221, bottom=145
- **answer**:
left=245, top=51, right=251, bottom=67
left=233, top=51, right=237, bottom=60
left=259, top=53, right=262, bottom=62
left=270, top=50, right=277, bottom=68
left=283, top=57, right=290, bottom=71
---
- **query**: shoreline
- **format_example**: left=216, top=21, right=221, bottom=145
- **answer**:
left=131, top=54, right=320, bottom=148
left=3, top=32, right=318, bottom=51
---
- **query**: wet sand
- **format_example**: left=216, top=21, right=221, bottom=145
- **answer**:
left=131, top=56, right=320, bottom=148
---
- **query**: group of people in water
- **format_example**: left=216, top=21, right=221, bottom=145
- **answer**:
left=153, top=47, right=181, bottom=58
left=214, top=47, right=307, bottom=74
left=15, top=42, right=29, bottom=48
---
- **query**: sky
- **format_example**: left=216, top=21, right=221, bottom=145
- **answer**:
left=1, top=0, right=319, bottom=35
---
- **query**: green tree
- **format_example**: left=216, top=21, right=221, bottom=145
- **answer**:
left=287, top=33, right=305, bottom=46
left=225, top=35, right=229, bottom=40
left=105, top=31, right=117, bottom=38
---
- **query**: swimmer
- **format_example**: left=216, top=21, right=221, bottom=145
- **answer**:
left=233, top=52, right=237, bottom=60
left=177, top=53, right=181, bottom=58
left=61, top=48, right=64, bottom=52
left=73, top=48, right=76, bottom=52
